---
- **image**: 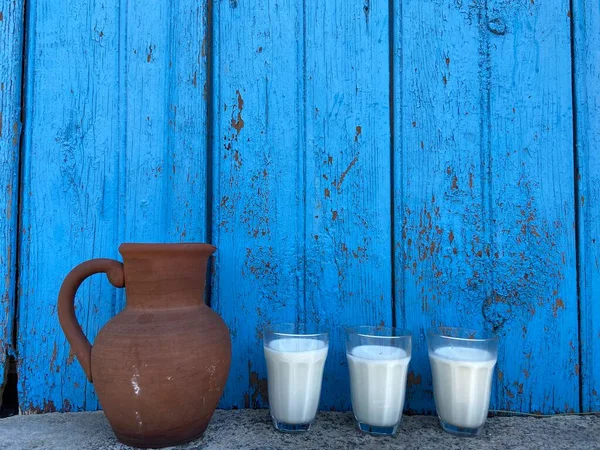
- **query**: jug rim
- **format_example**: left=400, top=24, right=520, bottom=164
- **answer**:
left=119, top=243, right=217, bottom=255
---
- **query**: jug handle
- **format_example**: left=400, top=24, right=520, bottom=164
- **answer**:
left=58, top=259, right=125, bottom=382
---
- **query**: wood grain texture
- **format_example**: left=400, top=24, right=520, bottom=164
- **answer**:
left=304, top=0, right=392, bottom=410
left=211, top=0, right=304, bottom=408
left=123, top=0, right=208, bottom=244
left=18, top=0, right=122, bottom=412
left=487, top=0, right=577, bottom=413
left=573, top=0, right=600, bottom=412
left=394, top=0, right=491, bottom=413
left=0, top=0, right=23, bottom=390
left=395, top=0, right=578, bottom=413
left=18, top=0, right=208, bottom=412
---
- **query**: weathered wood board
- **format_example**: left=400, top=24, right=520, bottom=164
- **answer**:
left=574, top=0, right=600, bottom=412
left=211, top=0, right=304, bottom=409
left=0, top=0, right=24, bottom=392
left=395, top=0, right=578, bottom=413
left=304, top=0, right=392, bottom=410
left=486, top=0, right=578, bottom=413
left=17, top=0, right=208, bottom=411
left=393, top=0, right=491, bottom=412
left=18, top=0, right=122, bottom=411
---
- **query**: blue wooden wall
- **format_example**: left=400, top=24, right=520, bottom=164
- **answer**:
left=0, top=0, right=598, bottom=414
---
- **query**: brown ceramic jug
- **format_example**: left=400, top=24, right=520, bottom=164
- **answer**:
left=58, top=243, right=231, bottom=448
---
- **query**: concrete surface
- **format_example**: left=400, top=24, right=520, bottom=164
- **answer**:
left=0, top=410, right=599, bottom=450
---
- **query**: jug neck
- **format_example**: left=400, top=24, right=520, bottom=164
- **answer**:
left=119, top=243, right=215, bottom=309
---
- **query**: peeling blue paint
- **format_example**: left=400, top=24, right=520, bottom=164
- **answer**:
left=1, top=0, right=597, bottom=415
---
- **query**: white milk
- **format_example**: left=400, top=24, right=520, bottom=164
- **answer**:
left=264, top=338, right=328, bottom=424
left=347, top=345, right=411, bottom=427
left=429, top=346, right=497, bottom=429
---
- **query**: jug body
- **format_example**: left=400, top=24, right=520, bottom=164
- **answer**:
left=58, top=243, right=231, bottom=448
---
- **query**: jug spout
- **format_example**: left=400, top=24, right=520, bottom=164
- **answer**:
left=118, top=243, right=216, bottom=309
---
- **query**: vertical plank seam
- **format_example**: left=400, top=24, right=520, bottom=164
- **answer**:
left=118, top=0, right=128, bottom=253
left=388, top=0, right=396, bottom=329
left=300, top=0, right=307, bottom=328
left=12, top=0, right=27, bottom=358
left=209, top=0, right=220, bottom=314
left=15, top=0, right=33, bottom=406
left=477, top=0, right=496, bottom=406
left=164, top=0, right=175, bottom=235
left=478, top=2, right=493, bottom=320
left=394, top=0, right=405, bottom=328
left=205, top=0, right=215, bottom=307
left=569, top=0, right=583, bottom=413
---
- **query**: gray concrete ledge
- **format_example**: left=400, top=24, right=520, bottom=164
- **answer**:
left=1, top=410, right=599, bottom=450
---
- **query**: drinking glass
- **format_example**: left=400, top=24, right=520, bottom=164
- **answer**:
left=427, top=327, right=498, bottom=437
left=346, top=326, right=412, bottom=435
left=263, top=323, right=329, bottom=432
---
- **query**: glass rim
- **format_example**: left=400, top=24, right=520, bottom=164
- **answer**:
left=263, top=322, right=328, bottom=338
left=345, top=325, right=412, bottom=339
left=427, top=326, right=498, bottom=343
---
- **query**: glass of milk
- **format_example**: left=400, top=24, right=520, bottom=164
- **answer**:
left=345, top=326, right=412, bottom=435
left=263, top=323, right=329, bottom=432
left=427, top=327, right=498, bottom=437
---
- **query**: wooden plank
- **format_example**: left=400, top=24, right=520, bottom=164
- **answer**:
left=18, top=0, right=122, bottom=412
left=304, top=0, right=392, bottom=410
left=211, top=0, right=304, bottom=408
left=393, top=0, right=491, bottom=413
left=487, top=0, right=578, bottom=413
left=395, top=0, right=578, bottom=413
left=123, top=1, right=208, bottom=243
left=573, top=0, right=600, bottom=412
left=18, top=0, right=209, bottom=411
left=0, top=0, right=24, bottom=391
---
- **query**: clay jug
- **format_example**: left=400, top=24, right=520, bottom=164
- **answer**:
left=58, top=243, right=231, bottom=448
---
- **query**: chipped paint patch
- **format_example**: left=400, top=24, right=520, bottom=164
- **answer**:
left=335, top=154, right=359, bottom=190
left=231, top=90, right=245, bottom=134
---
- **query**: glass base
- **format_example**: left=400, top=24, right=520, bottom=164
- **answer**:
left=440, top=419, right=483, bottom=437
left=271, top=416, right=313, bottom=433
left=356, top=419, right=399, bottom=436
